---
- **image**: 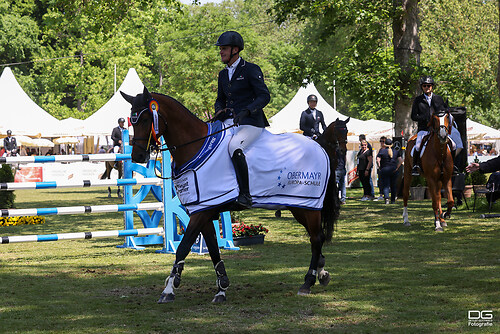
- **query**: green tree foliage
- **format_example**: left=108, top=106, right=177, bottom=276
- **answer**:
left=0, top=1, right=39, bottom=73
left=272, top=0, right=399, bottom=122
left=154, top=0, right=298, bottom=120
left=0, top=165, right=15, bottom=209
left=419, top=0, right=500, bottom=129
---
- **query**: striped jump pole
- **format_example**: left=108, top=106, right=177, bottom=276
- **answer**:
left=0, top=153, right=131, bottom=164
left=0, top=202, right=163, bottom=217
left=0, top=227, right=164, bottom=244
left=0, top=178, right=162, bottom=190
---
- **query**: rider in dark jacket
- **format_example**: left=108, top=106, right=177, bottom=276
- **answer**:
left=300, top=94, right=326, bottom=139
left=410, top=76, right=449, bottom=175
left=213, top=31, right=271, bottom=208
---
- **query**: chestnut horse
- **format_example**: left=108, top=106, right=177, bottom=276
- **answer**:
left=121, top=87, right=344, bottom=303
left=402, top=111, right=454, bottom=231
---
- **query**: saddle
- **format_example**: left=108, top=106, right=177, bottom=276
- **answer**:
left=172, top=120, right=331, bottom=215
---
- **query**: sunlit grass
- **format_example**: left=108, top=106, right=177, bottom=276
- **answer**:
left=0, top=187, right=498, bottom=333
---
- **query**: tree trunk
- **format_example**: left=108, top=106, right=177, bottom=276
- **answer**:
left=392, top=0, right=421, bottom=139
left=497, top=0, right=500, bottom=96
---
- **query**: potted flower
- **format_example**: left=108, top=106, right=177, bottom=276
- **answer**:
left=464, top=169, right=487, bottom=198
left=232, top=219, right=268, bottom=246
left=409, top=174, right=427, bottom=200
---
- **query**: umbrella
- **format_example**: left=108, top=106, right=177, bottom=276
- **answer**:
left=32, top=138, right=55, bottom=148
left=53, top=137, right=80, bottom=145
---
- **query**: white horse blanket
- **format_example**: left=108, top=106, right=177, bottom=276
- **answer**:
left=172, top=120, right=330, bottom=215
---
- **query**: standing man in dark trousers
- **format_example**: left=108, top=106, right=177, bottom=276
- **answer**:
left=214, top=31, right=271, bottom=208
left=3, top=130, right=17, bottom=157
left=111, top=117, right=126, bottom=154
left=300, top=94, right=326, bottom=139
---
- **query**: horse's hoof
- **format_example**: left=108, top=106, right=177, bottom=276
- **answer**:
left=435, top=227, right=444, bottom=232
left=107, top=194, right=111, bottom=198
left=118, top=194, right=123, bottom=199
left=403, top=222, right=411, bottom=227
left=441, top=221, right=448, bottom=227
left=318, top=271, right=331, bottom=286
left=297, top=287, right=311, bottom=296
left=212, top=294, right=227, bottom=303
left=157, top=293, right=175, bottom=303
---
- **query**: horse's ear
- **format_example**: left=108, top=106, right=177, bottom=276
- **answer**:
left=143, top=86, right=152, bottom=100
left=120, top=91, right=134, bottom=105
left=335, top=118, right=339, bottom=122
left=345, top=117, right=350, bottom=123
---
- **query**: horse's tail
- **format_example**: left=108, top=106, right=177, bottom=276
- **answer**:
left=321, top=169, right=339, bottom=242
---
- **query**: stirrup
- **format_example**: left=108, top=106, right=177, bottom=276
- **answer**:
left=236, top=193, right=252, bottom=208
left=411, top=165, right=421, bottom=176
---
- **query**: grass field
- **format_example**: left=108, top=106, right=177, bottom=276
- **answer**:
left=0, top=187, right=498, bottom=333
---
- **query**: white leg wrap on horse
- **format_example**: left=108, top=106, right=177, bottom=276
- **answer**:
left=403, top=207, right=411, bottom=226
left=163, top=276, right=175, bottom=295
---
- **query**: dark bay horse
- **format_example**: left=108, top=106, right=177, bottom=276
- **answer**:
left=121, top=87, right=345, bottom=303
left=101, top=160, right=123, bottom=198
left=402, top=111, right=454, bottom=231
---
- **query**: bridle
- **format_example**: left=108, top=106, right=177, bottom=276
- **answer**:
left=429, top=111, right=451, bottom=144
left=130, top=99, right=236, bottom=171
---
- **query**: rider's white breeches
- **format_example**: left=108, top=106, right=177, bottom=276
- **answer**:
left=415, top=130, right=429, bottom=152
left=228, top=125, right=263, bottom=157
left=415, top=130, right=457, bottom=152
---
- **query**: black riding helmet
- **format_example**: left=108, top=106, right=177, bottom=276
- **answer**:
left=215, top=31, right=244, bottom=51
left=307, top=94, right=318, bottom=103
left=118, top=117, right=125, bottom=124
left=419, top=76, right=435, bottom=87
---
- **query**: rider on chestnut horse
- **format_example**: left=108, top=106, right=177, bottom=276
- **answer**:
left=411, top=76, right=460, bottom=176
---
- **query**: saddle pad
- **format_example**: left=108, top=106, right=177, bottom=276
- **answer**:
left=172, top=120, right=330, bottom=215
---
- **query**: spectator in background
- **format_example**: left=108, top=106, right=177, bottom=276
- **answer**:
left=357, top=139, right=374, bottom=201
left=112, top=118, right=126, bottom=154
left=376, top=138, right=403, bottom=204
left=335, top=146, right=347, bottom=205
left=300, top=94, right=326, bottom=139
left=3, top=130, right=17, bottom=157
left=98, top=146, right=106, bottom=154
left=359, top=134, right=375, bottom=199
left=373, top=136, right=386, bottom=201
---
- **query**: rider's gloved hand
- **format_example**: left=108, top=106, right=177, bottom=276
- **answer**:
left=233, top=109, right=250, bottom=126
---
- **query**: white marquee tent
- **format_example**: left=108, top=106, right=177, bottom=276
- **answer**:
left=0, top=67, right=62, bottom=137
left=268, top=82, right=394, bottom=141
left=83, top=68, right=144, bottom=136
left=466, top=118, right=500, bottom=140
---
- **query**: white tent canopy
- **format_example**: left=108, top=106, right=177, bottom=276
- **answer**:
left=83, top=68, right=144, bottom=136
left=466, top=118, right=500, bottom=140
left=56, top=117, right=86, bottom=137
left=268, top=82, right=358, bottom=134
left=0, top=67, right=62, bottom=137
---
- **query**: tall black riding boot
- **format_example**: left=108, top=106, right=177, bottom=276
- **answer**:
left=451, top=149, right=459, bottom=175
left=412, top=150, right=421, bottom=176
left=231, top=149, right=252, bottom=208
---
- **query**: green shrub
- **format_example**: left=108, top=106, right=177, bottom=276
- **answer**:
left=465, top=171, right=487, bottom=185
left=0, top=164, right=15, bottom=208
left=410, top=174, right=427, bottom=187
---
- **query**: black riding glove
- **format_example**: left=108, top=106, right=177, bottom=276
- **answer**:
left=233, top=109, right=250, bottom=126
